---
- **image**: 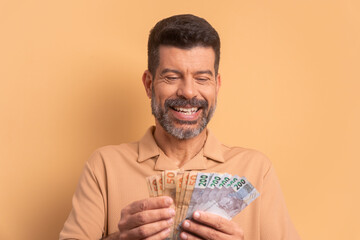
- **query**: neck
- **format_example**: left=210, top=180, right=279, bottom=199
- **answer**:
left=153, top=124, right=207, bottom=168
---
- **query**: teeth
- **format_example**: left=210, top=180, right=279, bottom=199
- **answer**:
left=174, top=107, right=198, bottom=114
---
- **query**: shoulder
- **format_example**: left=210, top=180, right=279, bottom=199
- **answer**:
left=86, top=141, right=139, bottom=170
left=222, top=143, right=271, bottom=165
left=219, top=143, right=273, bottom=177
left=206, top=130, right=271, bottom=169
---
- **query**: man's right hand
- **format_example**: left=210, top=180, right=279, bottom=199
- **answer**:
left=116, top=196, right=175, bottom=240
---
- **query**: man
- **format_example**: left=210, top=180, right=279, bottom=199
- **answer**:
left=60, top=14, right=300, bottom=240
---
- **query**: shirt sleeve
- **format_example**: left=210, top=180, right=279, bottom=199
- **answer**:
left=260, top=164, right=301, bottom=240
left=60, top=152, right=107, bottom=240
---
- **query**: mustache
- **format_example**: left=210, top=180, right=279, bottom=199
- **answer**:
left=164, top=97, right=208, bottom=110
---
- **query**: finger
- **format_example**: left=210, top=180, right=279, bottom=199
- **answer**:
left=120, top=218, right=173, bottom=240
left=191, top=211, right=235, bottom=234
left=179, top=231, right=202, bottom=240
left=146, top=227, right=172, bottom=240
left=123, top=196, right=173, bottom=215
left=120, top=207, right=175, bottom=229
left=181, top=219, right=229, bottom=240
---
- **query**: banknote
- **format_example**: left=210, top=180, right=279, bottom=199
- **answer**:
left=174, top=172, right=184, bottom=223
left=174, top=172, right=187, bottom=238
left=195, top=173, right=223, bottom=211
left=164, top=170, right=177, bottom=202
left=146, top=171, right=259, bottom=239
left=146, top=175, right=159, bottom=197
left=178, top=171, right=198, bottom=224
left=164, top=170, right=178, bottom=236
left=185, top=172, right=212, bottom=219
left=204, top=177, right=260, bottom=219
left=198, top=173, right=233, bottom=212
left=151, top=175, right=159, bottom=197
left=156, top=174, right=164, bottom=196
left=145, top=176, right=155, bottom=197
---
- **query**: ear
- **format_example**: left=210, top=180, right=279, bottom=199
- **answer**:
left=142, top=70, right=153, bottom=99
left=216, top=73, right=221, bottom=94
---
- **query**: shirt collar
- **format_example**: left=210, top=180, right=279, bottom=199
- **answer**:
left=137, top=126, right=224, bottom=170
left=138, top=126, right=159, bottom=163
left=203, top=129, right=225, bottom=163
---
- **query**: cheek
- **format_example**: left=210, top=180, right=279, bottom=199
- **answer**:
left=153, top=93, right=168, bottom=107
left=155, top=85, right=178, bottom=99
left=201, top=89, right=217, bottom=103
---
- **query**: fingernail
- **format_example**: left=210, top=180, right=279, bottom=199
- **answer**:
left=167, top=218, right=174, bottom=225
left=183, top=220, right=190, bottom=228
left=165, top=197, right=173, bottom=205
left=180, top=232, right=188, bottom=239
left=168, top=208, right=175, bottom=216
left=193, top=211, right=200, bottom=219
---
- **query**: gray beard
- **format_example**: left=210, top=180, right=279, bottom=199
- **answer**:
left=151, top=89, right=216, bottom=140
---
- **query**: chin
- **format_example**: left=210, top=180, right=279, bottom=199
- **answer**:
left=165, top=124, right=205, bottom=140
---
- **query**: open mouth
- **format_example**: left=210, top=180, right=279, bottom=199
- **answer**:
left=171, top=107, right=200, bottom=115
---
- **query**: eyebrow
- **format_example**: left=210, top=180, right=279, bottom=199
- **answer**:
left=160, top=68, right=182, bottom=75
left=195, top=70, right=213, bottom=76
left=160, top=68, right=213, bottom=76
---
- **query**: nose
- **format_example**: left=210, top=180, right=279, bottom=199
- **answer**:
left=176, top=76, right=197, bottom=99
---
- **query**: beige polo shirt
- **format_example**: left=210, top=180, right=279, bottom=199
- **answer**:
left=60, top=126, right=300, bottom=240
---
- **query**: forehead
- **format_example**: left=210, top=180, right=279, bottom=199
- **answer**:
left=157, top=46, right=216, bottom=73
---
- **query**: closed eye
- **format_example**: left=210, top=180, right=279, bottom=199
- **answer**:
left=166, top=76, right=179, bottom=80
left=164, top=76, right=180, bottom=81
left=196, top=77, right=210, bottom=81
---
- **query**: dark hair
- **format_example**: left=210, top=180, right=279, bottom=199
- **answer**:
left=147, top=14, right=220, bottom=76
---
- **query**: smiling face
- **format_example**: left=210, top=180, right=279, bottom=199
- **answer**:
left=143, top=46, right=221, bottom=140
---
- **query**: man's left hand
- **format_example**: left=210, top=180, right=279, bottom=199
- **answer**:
left=179, top=211, right=244, bottom=240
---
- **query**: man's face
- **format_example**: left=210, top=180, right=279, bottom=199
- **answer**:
left=149, top=46, right=220, bottom=140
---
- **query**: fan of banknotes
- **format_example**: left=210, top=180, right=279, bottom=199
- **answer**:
left=146, top=170, right=260, bottom=239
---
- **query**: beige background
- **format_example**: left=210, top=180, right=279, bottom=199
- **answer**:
left=1, top=0, right=359, bottom=239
